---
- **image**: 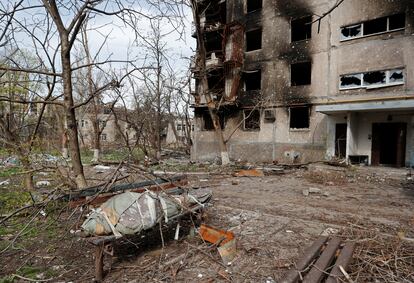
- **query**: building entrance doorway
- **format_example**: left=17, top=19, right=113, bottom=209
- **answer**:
left=371, top=123, right=407, bottom=167
left=335, top=123, right=347, bottom=158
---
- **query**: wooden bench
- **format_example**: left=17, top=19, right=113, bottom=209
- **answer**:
left=282, top=236, right=356, bottom=283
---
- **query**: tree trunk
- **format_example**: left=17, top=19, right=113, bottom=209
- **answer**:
left=61, top=40, right=87, bottom=188
left=155, top=65, right=162, bottom=160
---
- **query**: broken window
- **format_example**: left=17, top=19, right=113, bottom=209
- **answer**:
left=363, top=71, right=386, bottom=87
left=341, top=13, right=405, bottom=41
left=243, top=110, right=261, bottom=130
left=291, top=62, right=311, bottom=86
left=264, top=109, right=275, bottom=123
left=389, top=69, right=404, bottom=83
left=290, top=107, right=310, bottom=129
left=340, top=68, right=404, bottom=90
left=291, top=16, right=312, bottom=42
left=340, top=74, right=362, bottom=89
left=202, top=111, right=225, bottom=131
left=246, top=28, right=262, bottom=52
left=340, top=24, right=362, bottom=40
left=101, top=134, right=107, bottom=141
left=364, top=17, right=388, bottom=36
left=177, top=124, right=182, bottom=131
left=246, top=0, right=262, bottom=13
left=244, top=70, right=261, bottom=91
left=389, top=14, right=405, bottom=30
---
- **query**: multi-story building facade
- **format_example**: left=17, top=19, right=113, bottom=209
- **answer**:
left=191, top=0, right=414, bottom=167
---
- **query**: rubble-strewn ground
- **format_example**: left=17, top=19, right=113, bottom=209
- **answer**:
left=1, top=163, right=414, bottom=282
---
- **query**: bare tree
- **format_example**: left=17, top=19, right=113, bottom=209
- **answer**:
left=189, top=0, right=230, bottom=165
left=0, top=0, right=186, bottom=188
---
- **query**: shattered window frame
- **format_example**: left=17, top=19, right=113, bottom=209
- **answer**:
left=340, top=13, right=405, bottom=41
left=243, top=109, right=261, bottom=131
left=339, top=68, right=405, bottom=90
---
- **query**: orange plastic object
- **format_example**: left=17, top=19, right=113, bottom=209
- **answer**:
left=234, top=169, right=264, bottom=177
left=199, top=224, right=235, bottom=245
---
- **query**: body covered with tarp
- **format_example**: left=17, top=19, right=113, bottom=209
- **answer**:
left=81, top=189, right=211, bottom=237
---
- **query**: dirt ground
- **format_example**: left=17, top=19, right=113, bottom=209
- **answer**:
left=1, top=164, right=414, bottom=282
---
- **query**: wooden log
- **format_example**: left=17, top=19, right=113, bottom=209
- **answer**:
left=325, top=242, right=356, bottom=283
left=303, top=237, right=341, bottom=283
left=63, top=175, right=186, bottom=201
left=281, top=236, right=328, bottom=283
left=95, top=243, right=104, bottom=282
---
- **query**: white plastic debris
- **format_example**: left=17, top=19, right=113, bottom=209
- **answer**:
left=0, top=179, right=10, bottom=186
left=94, top=165, right=112, bottom=172
left=321, top=227, right=339, bottom=236
left=197, top=274, right=203, bottom=278
left=36, top=180, right=51, bottom=187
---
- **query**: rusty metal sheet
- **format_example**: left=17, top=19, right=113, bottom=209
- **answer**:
left=199, top=224, right=236, bottom=264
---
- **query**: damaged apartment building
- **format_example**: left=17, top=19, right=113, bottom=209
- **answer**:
left=190, top=0, right=414, bottom=167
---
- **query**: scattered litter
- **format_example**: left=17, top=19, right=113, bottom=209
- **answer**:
left=303, top=187, right=330, bottom=197
left=309, top=187, right=321, bottom=193
left=94, top=165, right=112, bottom=173
left=199, top=224, right=237, bottom=265
left=197, top=273, right=203, bottom=278
left=40, top=210, right=47, bottom=217
left=0, top=180, right=10, bottom=186
left=36, top=180, right=51, bottom=187
left=321, top=227, right=339, bottom=236
left=286, top=230, right=294, bottom=233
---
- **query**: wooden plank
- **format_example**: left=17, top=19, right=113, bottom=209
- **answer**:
left=303, top=237, right=341, bottom=283
left=325, top=242, right=356, bottom=283
left=281, top=236, right=328, bottom=283
left=94, top=243, right=104, bottom=282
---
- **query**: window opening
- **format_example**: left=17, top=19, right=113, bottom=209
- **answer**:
left=290, top=107, right=310, bottom=129
left=246, top=28, right=262, bottom=51
left=291, top=62, right=311, bottom=86
left=246, top=0, right=262, bottom=13
left=341, top=13, right=405, bottom=41
left=244, top=70, right=261, bottom=91
left=291, top=16, right=312, bottom=42
left=339, top=68, right=404, bottom=90
left=244, top=109, right=261, bottom=130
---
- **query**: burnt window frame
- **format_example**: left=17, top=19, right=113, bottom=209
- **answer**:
left=243, top=69, right=262, bottom=92
left=340, top=13, right=406, bottom=42
left=246, top=0, right=262, bottom=13
left=243, top=109, right=261, bottom=131
left=290, top=61, right=312, bottom=86
left=339, top=68, right=405, bottom=90
left=201, top=111, right=225, bottom=131
left=289, top=106, right=310, bottom=130
left=291, top=15, right=313, bottom=42
left=245, top=28, right=262, bottom=52
left=264, top=109, right=276, bottom=123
